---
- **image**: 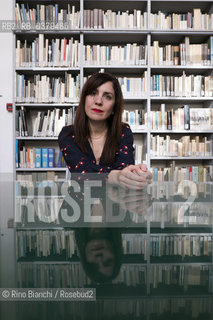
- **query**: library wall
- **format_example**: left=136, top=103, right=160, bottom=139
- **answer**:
left=0, top=0, right=14, bottom=174
left=0, top=5, right=16, bottom=320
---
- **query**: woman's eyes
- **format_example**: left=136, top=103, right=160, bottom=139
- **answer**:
left=104, top=95, right=112, bottom=100
left=89, top=91, right=113, bottom=100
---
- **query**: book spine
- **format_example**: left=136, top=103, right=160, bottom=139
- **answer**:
left=184, top=105, right=190, bottom=130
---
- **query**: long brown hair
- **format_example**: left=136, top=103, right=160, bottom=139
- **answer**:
left=74, top=72, right=124, bottom=165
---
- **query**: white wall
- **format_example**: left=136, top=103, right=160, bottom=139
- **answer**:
left=0, top=3, right=16, bottom=319
left=0, top=0, right=14, bottom=174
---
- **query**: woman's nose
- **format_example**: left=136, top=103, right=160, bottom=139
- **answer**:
left=94, top=94, right=103, bottom=105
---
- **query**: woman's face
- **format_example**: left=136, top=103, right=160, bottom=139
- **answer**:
left=85, top=81, right=115, bottom=123
left=85, top=239, right=115, bottom=277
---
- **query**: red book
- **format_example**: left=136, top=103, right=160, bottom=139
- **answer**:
left=63, top=38, right=67, bottom=62
left=189, top=166, right=192, bottom=181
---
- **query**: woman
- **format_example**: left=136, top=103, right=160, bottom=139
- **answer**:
left=58, top=72, right=152, bottom=189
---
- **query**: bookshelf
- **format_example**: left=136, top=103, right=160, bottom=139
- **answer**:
left=13, top=0, right=213, bottom=181
left=12, top=1, right=213, bottom=318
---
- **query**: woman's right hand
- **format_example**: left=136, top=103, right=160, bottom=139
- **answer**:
left=117, top=164, right=152, bottom=190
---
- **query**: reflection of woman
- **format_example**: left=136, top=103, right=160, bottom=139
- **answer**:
left=58, top=72, right=152, bottom=189
left=75, top=228, right=122, bottom=283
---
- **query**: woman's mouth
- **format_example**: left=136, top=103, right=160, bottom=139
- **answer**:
left=91, top=108, right=103, bottom=113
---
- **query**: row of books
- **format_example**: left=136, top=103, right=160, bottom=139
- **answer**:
left=151, top=37, right=213, bottom=66
left=17, top=146, right=66, bottom=169
left=15, top=73, right=80, bottom=103
left=15, top=5, right=213, bottom=31
left=17, top=263, right=89, bottom=288
left=83, top=9, right=147, bottom=29
left=122, top=234, right=212, bottom=259
left=16, top=105, right=213, bottom=137
left=17, top=107, right=147, bottom=138
left=16, top=230, right=76, bottom=259
left=150, top=9, right=213, bottom=30
left=149, top=299, right=212, bottom=319
left=122, top=109, right=146, bottom=128
left=16, top=73, right=213, bottom=100
left=16, top=107, right=76, bottom=138
left=151, top=105, right=213, bottom=131
left=151, top=73, right=213, bottom=97
left=15, top=4, right=80, bottom=29
left=113, top=265, right=147, bottom=287
left=19, top=232, right=211, bottom=260
left=150, top=235, right=212, bottom=258
left=84, top=44, right=147, bottom=66
left=122, top=234, right=147, bottom=256
left=15, top=298, right=213, bottom=319
left=17, top=262, right=212, bottom=291
left=150, top=135, right=212, bottom=158
left=16, top=36, right=80, bottom=68
left=150, top=203, right=212, bottom=226
left=16, top=172, right=63, bottom=185
left=118, top=74, right=147, bottom=97
left=16, top=37, right=213, bottom=68
left=150, top=265, right=212, bottom=291
left=15, top=5, right=148, bottom=30
left=151, top=165, right=213, bottom=182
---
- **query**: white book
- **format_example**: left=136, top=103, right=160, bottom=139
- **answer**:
left=38, top=34, right=44, bottom=67
left=48, top=110, right=55, bottom=136
left=136, top=10, right=141, bottom=29
left=44, top=38, right=48, bottom=67
left=161, top=104, right=165, bottom=130
left=29, top=148, right=34, bottom=168
left=53, top=108, right=60, bottom=136
left=16, top=40, right=21, bottom=67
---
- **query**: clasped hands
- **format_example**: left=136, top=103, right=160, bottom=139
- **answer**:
left=117, top=163, right=152, bottom=190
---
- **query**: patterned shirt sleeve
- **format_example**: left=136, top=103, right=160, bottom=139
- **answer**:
left=110, top=124, right=135, bottom=171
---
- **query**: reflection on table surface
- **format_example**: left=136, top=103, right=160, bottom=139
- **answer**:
left=1, top=178, right=213, bottom=319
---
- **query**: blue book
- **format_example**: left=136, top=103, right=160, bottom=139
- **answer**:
left=192, top=166, right=199, bottom=183
left=21, top=75, right=25, bottom=101
left=36, top=5, right=40, bottom=24
left=117, top=11, right=120, bottom=27
left=42, top=148, right=48, bottom=168
left=156, top=75, right=160, bottom=96
left=106, top=46, right=109, bottom=64
left=126, top=240, right=130, bottom=253
left=21, top=4, right=27, bottom=23
left=16, top=140, right=19, bottom=168
left=155, top=111, right=158, bottom=128
left=57, top=150, right=63, bottom=167
left=55, top=4, right=58, bottom=24
left=123, top=45, right=127, bottom=61
left=154, top=167, right=158, bottom=181
left=129, top=111, right=135, bottom=126
left=186, top=167, right=189, bottom=180
left=35, top=148, right=42, bottom=168
left=127, top=79, right=130, bottom=92
left=48, top=148, right=55, bottom=168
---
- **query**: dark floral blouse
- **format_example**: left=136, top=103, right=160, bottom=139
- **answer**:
left=58, top=123, right=135, bottom=175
